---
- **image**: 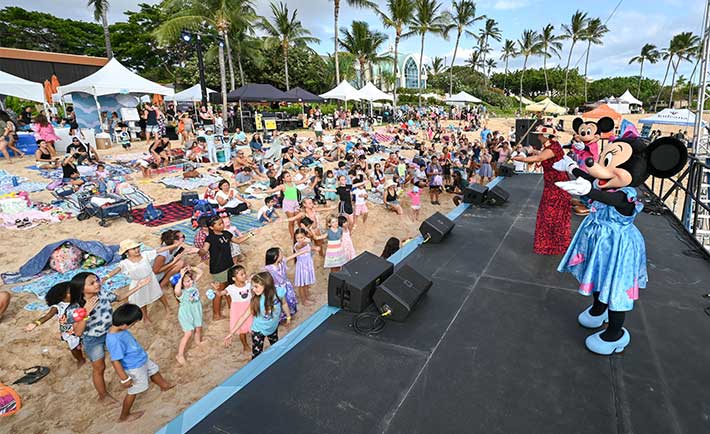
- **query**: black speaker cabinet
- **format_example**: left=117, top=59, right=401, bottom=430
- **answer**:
left=498, top=163, right=516, bottom=177
left=327, top=251, right=394, bottom=312
left=463, top=183, right=488, bottom=205
left=373, top=264, right=432, bottom=322
left=487, top=185, right=510, bottom=206
left=515, top=118, right=542, bottom=149
left=419, top=212, right=454, bottom=243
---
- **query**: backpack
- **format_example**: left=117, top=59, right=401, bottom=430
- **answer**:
left=143, top=203, right=163, bottom=222
left=191, top=200, right=216, bottom=228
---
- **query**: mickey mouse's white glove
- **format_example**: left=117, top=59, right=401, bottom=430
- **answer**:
left=572, top=142, right=586, bottom=151
left=552, top=155, right=578, bottom=174
left=555, top=178, right=592, bottom=196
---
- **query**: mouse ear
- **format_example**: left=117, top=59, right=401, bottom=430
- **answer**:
left=645, top=137, right=687, bottom=178
left=596, top=117, right=615, bottom=133
left=572, top=117, right=583, bottom=132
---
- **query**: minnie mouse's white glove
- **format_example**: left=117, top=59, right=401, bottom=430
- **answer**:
left=552, top=155, right=578, bottom=173
left=555, top=178, right=592, bottom=196
left=572, top=142, right=586, bottom=151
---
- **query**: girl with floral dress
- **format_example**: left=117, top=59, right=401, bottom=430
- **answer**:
left=174, top=266, right=204, bottom=365
left=322, top=215, right=347, bottom=272
left=264, top=247, right=305, bottom=322
left=293, top=229, right=316, bottom=305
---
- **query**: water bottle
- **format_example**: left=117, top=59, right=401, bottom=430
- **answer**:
left=11, top=176, right=18, bottom=186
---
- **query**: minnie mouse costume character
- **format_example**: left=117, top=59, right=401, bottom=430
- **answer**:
left=553, top=135, right=687, bottom=355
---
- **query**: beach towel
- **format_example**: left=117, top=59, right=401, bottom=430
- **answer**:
left=158, top=173, right=223, bottom=190
left=156, top=213, right=264, bottom=245
left=18, top=239, right=118, bottom=277
left=130, top=201, right=193, bottom=227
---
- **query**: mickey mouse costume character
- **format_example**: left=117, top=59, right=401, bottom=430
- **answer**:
left=553, top=134, right=687, bottom=355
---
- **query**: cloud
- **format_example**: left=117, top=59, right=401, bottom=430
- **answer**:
left=493, top=0, right=530, bottom=10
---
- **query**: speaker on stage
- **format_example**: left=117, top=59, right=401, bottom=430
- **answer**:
left=515, top=118, right=542, bottom=149
left=498, top=163, right=515, bottom=177
left=463, top=184, right=488, bottom=205
left=487, top=185, right=510, bottom=206
left=328, top=251, right=394, bottom=313
left=419, top=212, right=454, bottom=243
left=373, top=264, right=432, bottom=322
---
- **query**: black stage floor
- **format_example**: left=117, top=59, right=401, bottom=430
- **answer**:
left=190, top=175, right=710, bottom=434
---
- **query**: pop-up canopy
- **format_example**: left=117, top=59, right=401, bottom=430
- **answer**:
left=618, top=89, right=643, bottom=105
left=0, top=70, right=45, bottom=103
left=357, top=82, right=393, bottom=101
left=525, top=98, right=567, bottom=115
left=284, top=86, right=324, bottom=102
left=169, top=84, right=216, bottom=102
left=639, top=108, right=704, bottom=127
left=58, top=58, right=174, bottom=97
left=445, top=91, right=482, bottom=104
left=320, top=80, right=362, bottom=102
left=583, top=103, right=622, bottom=122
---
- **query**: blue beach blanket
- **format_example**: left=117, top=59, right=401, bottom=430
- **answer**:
left=156, top=213, right=264, bottom=245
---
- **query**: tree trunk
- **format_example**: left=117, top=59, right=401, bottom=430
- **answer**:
left=236, top=50, right=245, bottom=86
left=543, top=48, right=549, bottom=95
left=284, top=45, right=290, bottom=90
left=637, top=59, right=644, bottom=97
left=449, top=29, right=461, bottom=95
left=359, top=59, right=366, bottom=87
left=218, top=39, right=228, bottom=126
left=418, top=33, right=425, bottom=107
left=688, top=58, right=699, bottom=109
left=393, top=32, right=400, bottom=106
left=654, top=55, right=673, bottom=112
left=503, top=57, right=509, bottom=91
left=101, top=10, right=113, bottom=59
left=224, top=35, right=236, bottom=91
left=584, top=41, right=591, bottom=103
left=520, top=56, right=528, bottom=113
left=334, top=0, right=340, bottom=84
left=564, top=40, right=576, bottom=109
left=668, top=58, right=679, bottom=108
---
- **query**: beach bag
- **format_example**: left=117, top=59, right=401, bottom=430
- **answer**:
left=0, top=383, right=21, bottom=417
left=46, top=179, right=63, bottom=191
left=49, top=243, right=83, bottom=273
left=181, top=192, right=199, bottom=207
left=54, top=185, right=75, bottom=198
left=143, top=203, right=163, bottom=222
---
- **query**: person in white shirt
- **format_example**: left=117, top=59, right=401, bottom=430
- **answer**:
left=257, top=196, right=278, bottom=223
left=510, top=144, right=527, bottom=172
left=215, top=179, right=249, bottom=215
left=352, top=185, right=369, bottom=225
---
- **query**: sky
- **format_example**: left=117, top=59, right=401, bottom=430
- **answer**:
left=3, top=0, right=707, bottom=84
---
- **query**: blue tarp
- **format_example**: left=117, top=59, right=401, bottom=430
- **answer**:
left=19, top=239, right=119, bottom=277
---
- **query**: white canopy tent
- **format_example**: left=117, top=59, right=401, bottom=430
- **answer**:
left=639, top=108, right=704, bottom=127
left=512, top=94, right=535, bottom=105
left=168, top=83, right=215, bottom=102
left=58, top=58, right=174, bottom=97
left=618, top=90, right=642, bottom=105
left=320, top=80, right=361, bottom=108
left=445, top=91, right=482, bottom=104
left=0, top=70, right=45, bottom=103
left=357, top=81, right=393, bottom=116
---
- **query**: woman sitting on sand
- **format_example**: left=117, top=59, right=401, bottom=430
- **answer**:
left=34, top=139, right=60, bottom=169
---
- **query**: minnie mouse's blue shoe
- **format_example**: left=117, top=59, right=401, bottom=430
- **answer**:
left=578, top=305, right=608, bottom=328
left=585, top=328, right=630, bottom=355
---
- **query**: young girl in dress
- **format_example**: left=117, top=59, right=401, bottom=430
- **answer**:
left=218, top=265, right=252, bottom=353
left=105, top=239, right=186, bottom=323
left=478, top=148, right=494, bottom=184
left=338, top=215, right=356, bottom=262
left=224, top=272, right=291, bottom=359
left=322, top=214, right=347, bottom=272
left=264, top=247, right=302, bottom=322
left=25, top=282, right=86, bottom=366
left=293, top=229, right=316, bottom=305
left=174, top=266, right=205, bottom=365
left=323, top=170, right=338, bottom=201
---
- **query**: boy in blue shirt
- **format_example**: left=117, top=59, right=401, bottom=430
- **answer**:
left=107, top=304, right=174, bottom=422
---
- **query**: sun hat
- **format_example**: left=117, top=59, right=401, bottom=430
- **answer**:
left=118, top=239, right=141, bottom=255
left=532, top=126, right=558, bottom=138
left=384, top=179, right=396, bottom=189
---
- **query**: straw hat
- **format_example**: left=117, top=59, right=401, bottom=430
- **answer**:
left=118, top=239, right=141, bottom=255
left=384, top=179, right=396, bottom=189
left=532, top=126, right=558, bottom=138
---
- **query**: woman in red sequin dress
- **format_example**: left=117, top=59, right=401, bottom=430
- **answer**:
left=512, top=127, right=571, bottom=255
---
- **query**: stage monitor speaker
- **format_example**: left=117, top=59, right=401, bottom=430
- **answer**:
left=373, top=264, right=432, bottom=322
left=515, top=118, right=542, bottom=149
left=419, top=212, right=454, bottom=243
left=498, top=163, right=516, bottom=177
left=487, top=185, right=510, bottom=206
left=327, top=251, right=394, bottom=313
left=463, top=184, right=488, bottom=205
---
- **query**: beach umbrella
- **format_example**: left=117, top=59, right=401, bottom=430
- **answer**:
left=43, top=80, right=53, bottom=104
left=50, top=75, right=60, bottom=93
left=152, top=94, right=164, bottom=106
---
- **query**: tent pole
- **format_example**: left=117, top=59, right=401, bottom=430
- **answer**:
left=92, top=86, right=103, bottom=133
left=239, top=100, right=244, bottom=131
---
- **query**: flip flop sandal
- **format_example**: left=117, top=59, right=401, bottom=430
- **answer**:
left=13, top=366, right=50, bottom=385
left=14, top=219, right=21, bottom=228
left=20, top=218, right=30, bottom=228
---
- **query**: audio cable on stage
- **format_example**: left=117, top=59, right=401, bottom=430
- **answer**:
left=352, top=306, right=392, bottom=335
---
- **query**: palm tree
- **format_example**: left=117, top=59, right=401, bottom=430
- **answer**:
left=668, top=32, right=700, bottom=108
left=377, top=0, right=416, bottom=106
left=629, top=43, right=660, bottom=97
left=331, top=0, right=376, bottom=84
left=340, top=21, right=389, bottom=86
left=87, top=0, right=113, bottom=59
left=430, top=56, right=446, bottom=75
left=500, top=39, right=517, bottom=91
left=517, top=29, right=543, bottom=112
left=327, top=52, right=357, bottom=85
left=225, top=1, right=257, bottom=90
left=409, top=0, right=451, bottom=106
left=476, top=18, right=501, bottom=80
left=581, top=18, right=608, bottom=102
left=259, top=2, right=320, bottom=90
left=686, top=43, right=703, bottom=109
left=539, top=24, right=563, bottom=95
left=561, top=10, right=589, bottom=108
left=485, top=58, right=496, bottom=77
left=465, top=50, right=484, bottom=70
left=447, top=0, right=484, bottom=94
left=229, top=25, right=263, bottom=86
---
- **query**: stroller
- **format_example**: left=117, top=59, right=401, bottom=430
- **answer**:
left=76, top=192, right=134, bottom=227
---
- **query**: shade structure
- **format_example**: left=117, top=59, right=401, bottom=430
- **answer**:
left=525, top=98, right=567, bottom=115
left=284, top=86, right=324, bottom=102
left=618, top=89, right=643, bottom=105
left=512, top=94, right=535, bottom=105
left=357, top=82, right=393, bottom=101
left=0, top=69, right=45, bottom=102
left=58, top=58, right=174, bottom=97
left=639, top=109, right=704, bottom=127
left=219, top=83, right=294, bottom=103
left=445, top=91, right=482, bottom=104
left=583, top=103, right=622, bottom=123
left=169, top=84, right=216, bottom=102
left=320, top=80, right=362, bottom=102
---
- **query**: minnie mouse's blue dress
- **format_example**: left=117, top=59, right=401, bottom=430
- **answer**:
left=558, top=187, right=647, bottom=312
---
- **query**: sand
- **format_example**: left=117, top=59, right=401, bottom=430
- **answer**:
left=0, top=113, right=695, bottom=433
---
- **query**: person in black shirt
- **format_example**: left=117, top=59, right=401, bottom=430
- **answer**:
left=67, top=137, right=99, bottom=163
left=323, top=175, right=366, bottom=229
left=197, top=216, right=255, bottom=320
left=62, top=153, right=85, bottom=188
